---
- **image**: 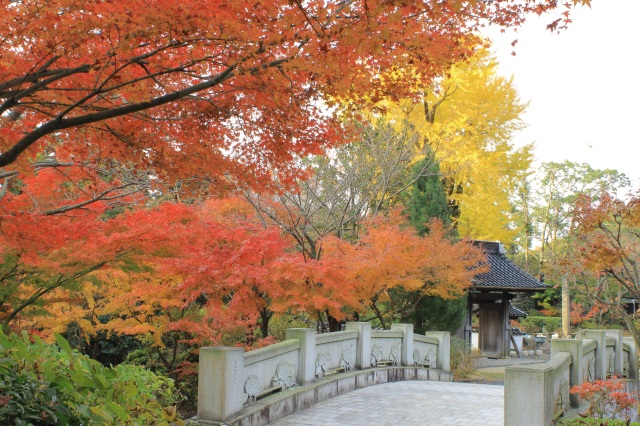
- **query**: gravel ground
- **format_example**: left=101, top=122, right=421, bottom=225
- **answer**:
left=456, top=343, right=552, bottom=385
left=475, top=340, right=552, bottom=369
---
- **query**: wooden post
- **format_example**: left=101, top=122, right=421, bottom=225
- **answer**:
left=503, top=292, right=510, bottom=358
left=510, top=331, right=522, bottom=358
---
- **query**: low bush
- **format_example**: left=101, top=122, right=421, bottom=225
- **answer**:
left=520, top=316, right=562, bottom=334
left=0, top=330, right=184, bottom=425
left=560, top=419, right=640, bottom=425
left=570, top=379, right=637, bottom=421
left=450, top=336, right=480, bottom=379
left=579, top=321, right=624, bottom=331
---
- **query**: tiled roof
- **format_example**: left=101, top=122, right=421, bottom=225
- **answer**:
left=472, top=240, right=546, bottom=291
left=508, top=302, right=528, bottom=319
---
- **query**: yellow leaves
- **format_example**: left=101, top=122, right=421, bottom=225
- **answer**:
left=372, top=48, right=531, bottom=244
left=24, top=269, right=186, bottom=347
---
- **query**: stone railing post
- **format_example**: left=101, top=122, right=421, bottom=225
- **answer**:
left=286, top=328, right=316, bottom=385
left=579, top=330, right=607, bottom=380
left=391, top=323, right=414, bottom=366
left=606, top=330, right=623, bottom=377
left=505, top=353, right=571, bottom=426
left=198, top=347, right=245, bottom=423
left=623, top=337, right=638, bottom=379
left=505, top=366, right=550, bottom=426
left=425, top=331, right=451, bottom=371
left=551, top=339, right=582, bottom=407
left=345, top=322, right=371, bottom=369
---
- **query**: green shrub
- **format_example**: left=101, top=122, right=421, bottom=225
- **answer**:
left=450, top=336, right=480, bottom=379
left=579, top=320, right=624, bottom=331
left=520, top=316, right=562, bottom=334
left=268, top=313, right=313, bottom=341
left=0, top=330, right=183, bottom=425
left=0, top=362, right=73, bottom=425
left=124, top=346, right=198, bottom=417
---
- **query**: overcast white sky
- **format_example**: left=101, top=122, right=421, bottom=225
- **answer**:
left=486, top=0, right=640, bottom=187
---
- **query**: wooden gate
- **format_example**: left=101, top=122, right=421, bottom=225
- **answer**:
left=479, top=303, right=504, bottom=358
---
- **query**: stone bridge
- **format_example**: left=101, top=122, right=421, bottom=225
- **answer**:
left=193, top=324, right=639, bottom=426
left=505, top=329, right=638, bottom=425
left=194, top=322, right=452, bottom=425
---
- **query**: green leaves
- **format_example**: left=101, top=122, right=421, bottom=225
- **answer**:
left=0, top=360, right=70, bottom=425
left=54, top=332, right=72, bottom=356
left=0, top=330, right=184, bottom=425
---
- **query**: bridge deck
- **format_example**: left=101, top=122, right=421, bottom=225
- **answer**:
left=268, top=381, right=504, bottom=426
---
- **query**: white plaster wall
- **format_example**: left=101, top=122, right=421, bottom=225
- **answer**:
left=509, top=335, right=523, bottom=352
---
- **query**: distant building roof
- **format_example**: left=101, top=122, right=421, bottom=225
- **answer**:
left=508, top=302, right=528, bottom=319
left=472, top=240, right=546, bottom=292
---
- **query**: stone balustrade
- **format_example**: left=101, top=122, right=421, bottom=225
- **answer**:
left=505, top=329, right=638, bottom=426
left=196, top=322, right=451, bottom=425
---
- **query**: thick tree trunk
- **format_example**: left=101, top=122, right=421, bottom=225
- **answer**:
left=260, top=309, right=272, bottom=338
left=327, top=313, right=342, bottom=332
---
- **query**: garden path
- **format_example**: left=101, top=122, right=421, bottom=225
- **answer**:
left=267, top=381, right=504, bottom=426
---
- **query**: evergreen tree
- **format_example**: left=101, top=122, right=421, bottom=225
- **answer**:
left=404, top=155, right=452, bottom=235
left=399, top=155, right=467, bottom=333
left=411, top=295, right=468, bottom=334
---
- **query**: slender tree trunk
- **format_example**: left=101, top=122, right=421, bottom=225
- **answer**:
left=524, top=206, right=530, bottom=271
left=370, top=301, right=388, bottom=330
left=539, top=178, right=554, bottom=276
left=561, top=274, right=570, bottom=338
left=519, top=179, right=531, bottom=271
left=622, top=315, right=640, bottom=363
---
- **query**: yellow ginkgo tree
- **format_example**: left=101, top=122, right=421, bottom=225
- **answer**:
left=379, top=48, right=533, bottom=244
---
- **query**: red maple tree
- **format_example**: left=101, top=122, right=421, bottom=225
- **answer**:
left=1, top=0, right=586, bottom=201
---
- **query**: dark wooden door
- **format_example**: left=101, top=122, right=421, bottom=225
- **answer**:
left=479, top=303, right=504, bottom=358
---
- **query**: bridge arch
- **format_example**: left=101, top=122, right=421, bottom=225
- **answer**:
left=195, top=322, right=452, bottom=425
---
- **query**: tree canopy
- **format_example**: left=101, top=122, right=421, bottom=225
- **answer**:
left=377, top=49, right=532, bottom=242
left=0, top=1, right=599, bottom=419
left=1, top=0, right=586, bottom=201
left=570, top=192, right=640, bottom=349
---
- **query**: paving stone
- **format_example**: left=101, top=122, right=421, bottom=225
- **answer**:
left=267, top=381, right=504, bottom=425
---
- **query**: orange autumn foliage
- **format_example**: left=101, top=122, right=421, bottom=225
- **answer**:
left=570, top=192, right=640, bottom=349
left=5, top=198, right=312, bottom=350
left=1, top=0, right=583, bottom=200
left=322, top=209, right=487, bottom=327
left=12, top=198, right=488, bottom=352
left=0, top=173, right=141, bottom=326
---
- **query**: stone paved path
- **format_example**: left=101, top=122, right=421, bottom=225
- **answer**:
left=268, top=381, right=504, bottom=426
